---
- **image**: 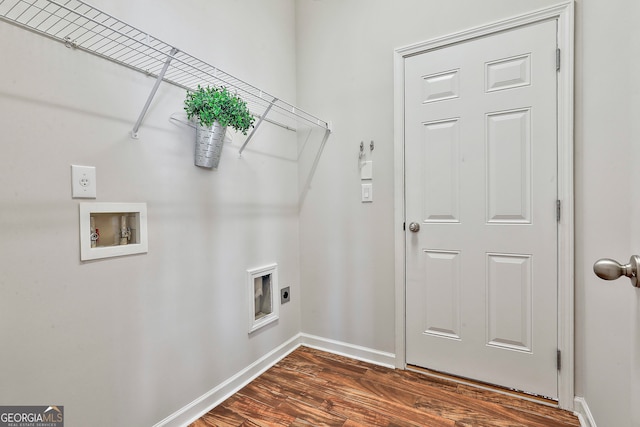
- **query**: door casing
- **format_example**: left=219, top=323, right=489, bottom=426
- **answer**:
left=393, top=1, right=575, bottom=410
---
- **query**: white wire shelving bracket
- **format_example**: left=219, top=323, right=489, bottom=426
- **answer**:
left=0, top=0, right=331, bottom=151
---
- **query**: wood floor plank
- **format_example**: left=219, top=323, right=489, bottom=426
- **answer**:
left=276, top=399, right=347, bottom=426
left=270, top=367, right=428, bottom=426
left=335, top=384, right=456, bottom=427
left=189, top=406, right=248, bottom=427
left=243, top=381, right=288, bottom=404
left=455, top=383, right=581, bottom=426
left=265, top=361, right=399, bottom=426
left=317, top=395, right=392, bottom=427
left=224, top=394, right=296, bottom=427
left=302, top=366, right=455, bottom=427
left=291, top=348, right=370, bottom=378
left=359, top=373, right=566, bottom=427
left=259, top=367, right=334, bottom=407
left=340, top=420, right=370, bottom=427
left=189, top=347, right=580, bottom=427
left=362, top=364, right=576, bottom=427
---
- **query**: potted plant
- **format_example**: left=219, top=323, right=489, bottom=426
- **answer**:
left=184, top=85, right=255, bottom=168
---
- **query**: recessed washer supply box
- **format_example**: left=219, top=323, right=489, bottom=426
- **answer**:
left=79, top=202, right=148, bottom=261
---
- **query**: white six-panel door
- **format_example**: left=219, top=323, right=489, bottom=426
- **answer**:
left=405, top=19, right=559, bottom=399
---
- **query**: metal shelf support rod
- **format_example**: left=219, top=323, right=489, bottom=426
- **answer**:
left=299, top=127, right=332, bottom=207
left=239, top=98, right=277, bottom=156
left=131, top=47, right=179, bottom=139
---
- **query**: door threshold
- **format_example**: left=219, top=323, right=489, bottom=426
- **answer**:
left=406, top=364, right=559, bottom=408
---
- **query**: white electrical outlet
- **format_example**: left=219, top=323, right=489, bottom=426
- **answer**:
left=71, top=165, right=97, bottom=198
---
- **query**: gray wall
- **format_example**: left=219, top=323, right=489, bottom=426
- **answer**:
left=0, top=1, right=301, bottom=426
left=577, top=0, right=638, bottom=425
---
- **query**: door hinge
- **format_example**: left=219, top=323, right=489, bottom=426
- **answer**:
left=557, top=349, right=562, bottom=371
left=556, top=48, right=561, bottom=71
left=556, top=200, right=561, bottom=222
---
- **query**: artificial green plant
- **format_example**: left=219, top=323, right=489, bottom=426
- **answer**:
left=184, top=85, right=255, bottom=134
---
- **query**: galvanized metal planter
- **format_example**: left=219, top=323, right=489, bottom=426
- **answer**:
left=195, top=121, right=226, bottom=168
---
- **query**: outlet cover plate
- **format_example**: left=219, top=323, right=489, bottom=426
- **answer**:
left=360, top=161, right=373, bottom=180
left=281, top=286, right=291, bottom=304
left=361, top=183, right=373, bottom=202
left=71, top=165, right=96, bottom=198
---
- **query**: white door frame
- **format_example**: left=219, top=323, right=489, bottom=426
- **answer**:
left=393, top=2, right=575, bottom=410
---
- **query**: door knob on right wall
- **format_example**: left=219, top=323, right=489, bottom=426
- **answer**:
left=593, top=255, right=640, bottom=287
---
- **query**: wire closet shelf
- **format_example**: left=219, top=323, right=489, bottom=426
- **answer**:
left=0, top=0, right=331, bottom=143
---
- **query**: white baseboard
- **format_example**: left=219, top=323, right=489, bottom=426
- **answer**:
left=574, top=397, right=597, bottom=427
left=153, top=333, right=396, bottom=426
left=152, top=334, right=301, bottom=427
left=299, top=333, right=397, bottom=369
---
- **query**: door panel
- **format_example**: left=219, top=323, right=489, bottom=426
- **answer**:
left=423, top=249, right=461, bottom=340
left=422, top=119, right=460, bottom=223
left=405, top=19, right=558, bottom=399
left=486, top=253, right=532, bottom=352
left=486, top=108, right=531, bottom=223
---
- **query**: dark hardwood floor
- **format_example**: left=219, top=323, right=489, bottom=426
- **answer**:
left=190, top=346, right=580, bottom=427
